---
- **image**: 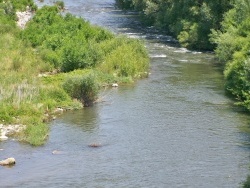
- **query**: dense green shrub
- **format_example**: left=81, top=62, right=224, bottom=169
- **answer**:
left=210, top=0, right=250, bottom=110
left=116, top=0, right=232, bottom=51
left=98, top=37, right=149, bottom=78
left=60, top=38, right=103, bottom=72
left=0, top=1, right=15, bottom=19
left=21, top=6, right=114, bottom=71
left=244, top=175, right=250, bottom=188
left=22, top=5, right=148, bottom=78
left=10, top=0, right=37, bottom=11
left=63, top=74, right=99, bottom=107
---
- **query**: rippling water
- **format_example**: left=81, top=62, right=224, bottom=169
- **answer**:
left=1, top=0, right=250, bottom=187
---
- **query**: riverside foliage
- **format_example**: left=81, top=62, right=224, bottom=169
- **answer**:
left=210, top=0, right=250, bottom=111
left=116, top=0, right=232, bottom=51
left=0, top=1, right=149, bottom=145
left=116, top=1, right=250, bottom=185
left=116, top=0, right=250, bottom=110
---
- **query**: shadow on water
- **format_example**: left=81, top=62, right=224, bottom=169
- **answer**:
left=59, top=107, right=100, bottom=132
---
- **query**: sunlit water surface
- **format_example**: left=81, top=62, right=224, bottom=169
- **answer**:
left=1, top=0, right=250, bottom=187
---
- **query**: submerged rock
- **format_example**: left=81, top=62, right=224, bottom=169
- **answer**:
left=52, top=150, right=63, bottom=155
left=88, top=142, right=102, bottom=148
left=0, top=158, right=16, bottom=166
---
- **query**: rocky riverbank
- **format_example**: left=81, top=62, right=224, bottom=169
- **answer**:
left=16, top=6, right=33, bottom=29
left=0, top=124, right=26, bottom=141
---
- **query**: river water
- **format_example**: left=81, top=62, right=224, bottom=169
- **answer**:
left=1, top=0, right=250, bottom=187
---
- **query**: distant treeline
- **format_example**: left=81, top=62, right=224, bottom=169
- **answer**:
left=116, top=0, right=250, bottom=112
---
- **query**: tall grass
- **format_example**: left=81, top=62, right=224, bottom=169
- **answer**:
left=0, top=1, right=149, bottom=146
left=98, top=37, right=149, bottom=78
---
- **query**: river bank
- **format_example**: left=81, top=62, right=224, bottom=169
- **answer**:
left=0, top=7, right=33, bottom=142
left=0, top=1, right=149, bottom=145
left=1, top=0, right=250, bottom=187
left=116, top=0, right=250, bottom=114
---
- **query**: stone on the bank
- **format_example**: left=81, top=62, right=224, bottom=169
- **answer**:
left=0, top=124, right=26, bottom=141
left=16, top=10, right=33, bottom=29
left=53, top=107, right=64, bottom=114
left=0, top=158, right=16, bottom=166
left=0, top=129, right=8, bottom=141
left=112, top=83, right=118, bottom=87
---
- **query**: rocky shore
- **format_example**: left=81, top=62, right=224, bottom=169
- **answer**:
left=16, top=6, right=33, bottom=29
left=0, top=124, right=26, bottom=141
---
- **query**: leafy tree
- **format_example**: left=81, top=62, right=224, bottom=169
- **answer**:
left=116, top=0, right=232, bottom=50
left=210, top=0, right=250, bottom=109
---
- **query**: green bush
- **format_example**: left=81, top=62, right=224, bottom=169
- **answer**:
left=10, top=0, right=37, bottom=11
left=40, top=48, right=61, bottom=68
left=22, top=6, right=115, bottom=71
left=63, top=74, right=99, bottom=107
left=60, top=38, right=96, bottom=72
left=210, top=1, right=250, bottom=110
left=98, top=37, right=149, bottom=78
left=115, top=0, right=232, bottom=51
left=22, top=5, right=148, bottom=75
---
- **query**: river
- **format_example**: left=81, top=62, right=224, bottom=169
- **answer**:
left=1, top=0, right=250, bottom=187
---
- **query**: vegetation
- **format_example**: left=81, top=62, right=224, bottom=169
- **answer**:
left=210, top=0, right=250, bottom=111
left=244, top=175, right=250, bottom=188
left=116, top=0, right=250, bottom=110
left=116, top=0, right=233, bottom=51
left=63, top=74, right=99, bottom=107
left=0, top=1, right=149, bottom=145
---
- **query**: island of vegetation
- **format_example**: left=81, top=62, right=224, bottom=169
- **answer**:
left=0, top=0, right=149, bottom=146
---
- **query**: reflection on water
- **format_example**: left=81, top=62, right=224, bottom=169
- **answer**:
left=1, top=0, right=250, bottom=187
left=61, top=107, right=100, bottom=132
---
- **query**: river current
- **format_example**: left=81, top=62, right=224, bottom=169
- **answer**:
left=1, top=0, right=250, bottom=187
